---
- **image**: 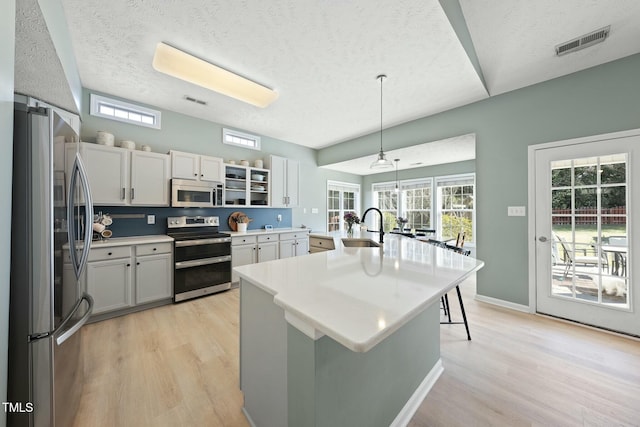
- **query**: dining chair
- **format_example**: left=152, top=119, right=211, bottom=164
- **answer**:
left=554, top=234, right=609, bottom=278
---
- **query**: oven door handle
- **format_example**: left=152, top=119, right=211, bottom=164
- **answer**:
left=175, top=255, right=232, bottom=269
left=175, top=237, right=232, bottom=247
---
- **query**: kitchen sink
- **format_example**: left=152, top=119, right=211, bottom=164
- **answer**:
left=341, top=238, right=381, bottom=248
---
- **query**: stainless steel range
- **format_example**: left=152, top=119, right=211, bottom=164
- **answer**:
left=167, top=216, right=232, bottom=302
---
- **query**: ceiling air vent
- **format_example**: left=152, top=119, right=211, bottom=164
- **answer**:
left=184, top=95, right=207, bottom=106
left=555, top=26, right=610, bottom=56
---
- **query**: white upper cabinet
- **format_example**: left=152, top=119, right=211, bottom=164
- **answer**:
left=266, top=155, right=299, bottom=207
left=170, top=150, right=224, bottom=182
left=67, top=142, right=169, bottom=206
left=130, top=151, right=170, bottom=206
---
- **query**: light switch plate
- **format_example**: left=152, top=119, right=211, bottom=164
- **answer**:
left=311, top=208, right=319, bottom=214
left=147, top=214, right=155, bottom=224
left=507, top=206, right=526, bottom=216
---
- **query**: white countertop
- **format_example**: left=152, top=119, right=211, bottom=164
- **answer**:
left=234, top=232, right=484, bottom=352
left=227, top=227, right=310, bottom=237
left=63, top=235, right=173, bottom=249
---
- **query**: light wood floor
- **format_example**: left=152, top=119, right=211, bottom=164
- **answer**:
left=75, top=278, right=640, bottom=427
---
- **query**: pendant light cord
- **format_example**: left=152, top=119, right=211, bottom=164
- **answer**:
left=378, top=74, right=386, bottom=153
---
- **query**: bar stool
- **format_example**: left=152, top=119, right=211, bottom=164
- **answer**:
left=426, top=238, right=472, bottom=341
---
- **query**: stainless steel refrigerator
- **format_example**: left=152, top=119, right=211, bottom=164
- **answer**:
left=8, top=99, right=94, bottom=427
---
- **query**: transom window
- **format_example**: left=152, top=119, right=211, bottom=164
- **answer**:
left=90, top=94, right=161, bottom=129
left=223, top=128, right=261, bottom=150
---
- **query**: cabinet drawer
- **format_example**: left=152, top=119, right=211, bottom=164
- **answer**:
left=136, top=242, right=172, bottom=256
left=88, top=246, right=131, bottom=261
left=309, top=236, right=335, bottom=250
left=280, top=231, right=309, bottom=241
left=257, top=234, right=278, bottom=243
left=232, top=235, right=257, bottom=246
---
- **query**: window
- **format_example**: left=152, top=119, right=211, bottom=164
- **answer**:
left=436, top=174, right=475, bottom=243
left=327, top=181, right=360, bottom=232
left=372, top=182, right=399, bottom=231
left=223, top=128, right=261, bottom=150
left=90, top=94, right=161, bottom=129
left=372, top=178, right=431, bottom=232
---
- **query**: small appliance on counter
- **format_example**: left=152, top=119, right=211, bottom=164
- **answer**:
left=167, top=216, right=232, bottom=302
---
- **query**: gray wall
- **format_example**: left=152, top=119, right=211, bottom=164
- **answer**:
left=80, top=89, right=361, bottom=232
left=319, top=54, right=640, bottom=305
left=1, top=1, right=16, bottom=425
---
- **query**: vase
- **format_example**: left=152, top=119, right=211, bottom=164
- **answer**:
left=347, top=223, right=354, bottom=237
left=237, top=223, right=248, bottom=233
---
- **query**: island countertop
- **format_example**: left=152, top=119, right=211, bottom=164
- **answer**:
left=234, top=233, right=484, bottom=352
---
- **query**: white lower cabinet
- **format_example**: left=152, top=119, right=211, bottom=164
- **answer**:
left=279, top=232, right=310, bottom=259
left=81, top=240, right=173, bottom=317
left=86, top=256, right=134, bottom=315
left=135, top=252, right=173, bottom=304
left=231, top=235, right=280, bottom=282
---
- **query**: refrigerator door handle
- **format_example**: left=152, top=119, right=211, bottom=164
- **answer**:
left=67, top=153, right=94, bottom=279
left=55, top=293, right=94, bottom=346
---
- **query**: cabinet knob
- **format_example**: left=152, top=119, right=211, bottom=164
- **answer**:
left=126, top=263, right=131, bottom=267
left=136, top=262, right=140, bottom=265
left=108, top=252, right=113, bottom=256
left=201, top=174, right=204, bottom=177
left=153, top=247, right=157, bottom=251
left=194, top=173, right=197, bottom=176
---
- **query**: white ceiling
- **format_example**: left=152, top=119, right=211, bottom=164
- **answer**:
left=14, top=1, right=640, bottom=168
left=322, top=134, right=475, bottom=176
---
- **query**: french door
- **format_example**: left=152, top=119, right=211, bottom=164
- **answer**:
left=532, top=131, right=639, bottom=336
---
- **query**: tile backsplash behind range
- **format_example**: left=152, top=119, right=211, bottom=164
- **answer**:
left=98, top=207, right=293, bottom=237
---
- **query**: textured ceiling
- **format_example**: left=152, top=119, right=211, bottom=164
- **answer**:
left=59, top=0, right=488, bottom=149
left=14, top=0, right=78, bottom=113
left=460, top=0, right=640, bottom=96
left=321, top=134, right=475, bottom=176
left=14, top=0, right=640, bottom=166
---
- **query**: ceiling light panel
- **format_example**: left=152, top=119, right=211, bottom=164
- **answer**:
left=153, top=42, right=278, bottom=108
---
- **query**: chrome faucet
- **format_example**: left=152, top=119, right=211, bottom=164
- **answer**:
left=362, top=207, right=385, bottom=243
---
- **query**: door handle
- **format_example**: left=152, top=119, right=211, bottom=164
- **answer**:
left=538, top=236, right=548, bottom=242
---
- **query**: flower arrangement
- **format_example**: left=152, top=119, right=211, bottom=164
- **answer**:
left=344, top=212, right=361, bottom=226
left=344, top=212, right=360, bottom=236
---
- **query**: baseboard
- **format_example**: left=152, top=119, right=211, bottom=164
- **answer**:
left=241, top=407, right=257, bottom=427
left=474, top=294, right=531, bottom=313
left=390, top=358, right=444, bottom=427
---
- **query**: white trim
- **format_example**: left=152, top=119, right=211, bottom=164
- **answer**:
left=390, top=359, right=444, bottom=427
left=527, top=127, right=640, bottom=317
left=89, top=93, right=161, bottom=129
left=475, top=294, right=532, bottom=313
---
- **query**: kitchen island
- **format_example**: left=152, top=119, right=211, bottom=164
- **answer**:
left=234, top=232, right=484, bottom=427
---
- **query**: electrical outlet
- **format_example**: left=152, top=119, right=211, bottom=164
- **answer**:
left=507, top=206, right=526, bottom=217
left=311, top=208, right=319, bottom=214
left=147, top=214, right=155, bottom=224
left=277, top=214, right=282, bottom=222
left=303, top=208, right=307, bottom=214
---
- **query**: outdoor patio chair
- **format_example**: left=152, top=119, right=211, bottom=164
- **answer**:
left=554, top=234, right=609, bottom=278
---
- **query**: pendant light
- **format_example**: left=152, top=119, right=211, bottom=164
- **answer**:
left=370, top=74, right=393, bottom=169
left=394, top=159, right=400, bottom=192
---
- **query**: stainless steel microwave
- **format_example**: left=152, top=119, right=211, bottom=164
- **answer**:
left=171, top=179, right=224, bottom=208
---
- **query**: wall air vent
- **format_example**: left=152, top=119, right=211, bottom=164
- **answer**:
left=184, top=95, right=207, bottom=105
left=555, top=26, right=610, bottom=56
